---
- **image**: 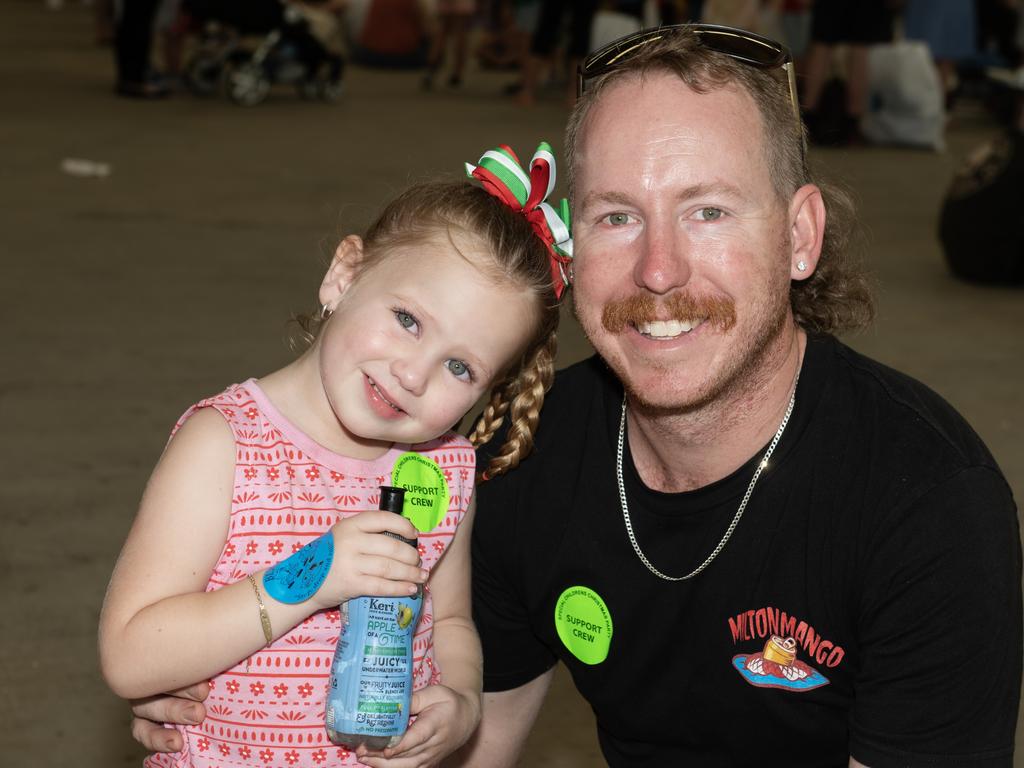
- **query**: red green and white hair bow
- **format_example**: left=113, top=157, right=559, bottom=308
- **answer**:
left=465, top=142, right=574, bottom=299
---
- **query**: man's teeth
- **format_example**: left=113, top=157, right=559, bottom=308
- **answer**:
left=637, top=319, right=702, bottom=339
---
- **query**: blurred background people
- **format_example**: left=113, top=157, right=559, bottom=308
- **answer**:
left=800, top=0, right=897, bottom=146
left=976, top=0, right=1023, bottom=68
left=423, top=0, right=477, bottom=88
left=352, top=0, right=431, bottom=67
left=474, top=0, right=533, bottom=72
left=701, top=0, right=764, bottom=32
left=154, top=0, right=188, bottom=88
left=114, top=0, right=168, bottom=97
left=777, top=0, right=811, bottom=73
left=513, top=0, right=597, bottom=106
left=94, top=0, right=115, bottom=45
left=903, top=0, right=977, bottom=107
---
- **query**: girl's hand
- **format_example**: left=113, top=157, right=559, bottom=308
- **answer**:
left=313, top=511, right=427, bottom=610
left=356, top=684, right=481, bottom=768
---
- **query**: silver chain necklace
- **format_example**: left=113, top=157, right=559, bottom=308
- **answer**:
left=615, top=376, right=798, bottom=581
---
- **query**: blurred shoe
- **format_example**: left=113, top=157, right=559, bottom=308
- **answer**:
left=116, top=77, right=171, bottom=99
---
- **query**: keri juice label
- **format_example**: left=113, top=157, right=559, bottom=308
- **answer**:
left=326, top=592, right=423, bottom=742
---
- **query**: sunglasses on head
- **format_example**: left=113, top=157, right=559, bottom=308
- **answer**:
left=577, top=24, right=800, bottom=127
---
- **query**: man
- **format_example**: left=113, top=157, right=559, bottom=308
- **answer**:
left=130, top=25, right=1021, bottom=766
left=459, top=25, right=1021, bottom=766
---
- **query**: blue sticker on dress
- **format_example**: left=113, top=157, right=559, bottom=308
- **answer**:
left=263, top=532, right=334, bottom=604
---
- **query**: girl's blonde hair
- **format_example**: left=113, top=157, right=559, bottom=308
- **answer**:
left=296, top=181, right=561, bottom=480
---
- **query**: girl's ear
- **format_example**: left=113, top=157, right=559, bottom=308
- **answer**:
left=319, top=235, right=365, bottom=310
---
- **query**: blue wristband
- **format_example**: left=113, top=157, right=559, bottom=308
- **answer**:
left=263, top=532, right=334, bottom=604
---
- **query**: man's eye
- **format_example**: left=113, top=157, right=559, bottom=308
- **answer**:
left=605, top=213, right=632, bottom=226
left=446, top=359, right=472, bottom=381
left=698, top=207, right=724, bottom=221
left=394, top=310, right=418, bottom=332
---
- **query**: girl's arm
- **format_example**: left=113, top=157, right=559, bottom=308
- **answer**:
left=99, top=409, right=317, bottom=698
left=99, top=408, right=427, bottom=700
left=359, top=494, right=482, bottom=767
left=419, top=492, right=483, bottom=720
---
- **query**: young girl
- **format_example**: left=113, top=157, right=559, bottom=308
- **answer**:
left=99, top=142, right=572, bottom=768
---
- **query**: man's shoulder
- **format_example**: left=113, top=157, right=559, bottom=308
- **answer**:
left=816, top=334, right=1002, bottom=475
left=550, top=353, right=613, bottom=393
left=476, top=354, right=613, bottom=491
left=527, top=354, right=617, bottom=450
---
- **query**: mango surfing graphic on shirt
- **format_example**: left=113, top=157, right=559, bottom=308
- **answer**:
left=728, top=605, right=845, bottom=691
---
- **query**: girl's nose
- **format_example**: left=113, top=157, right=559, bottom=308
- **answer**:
left=390, top=357, right=428, bottom=397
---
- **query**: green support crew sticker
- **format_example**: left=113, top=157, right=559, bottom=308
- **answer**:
left=554, top=586, right=613, bottom=665
left=392, top=452, right=449, bottom=533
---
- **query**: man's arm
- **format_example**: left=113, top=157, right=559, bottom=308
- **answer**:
left=129, top=682, right=210, bottom=753
left=848, top=466, right=1021, bottom=763
left=447, top=669, right=555, bottom=768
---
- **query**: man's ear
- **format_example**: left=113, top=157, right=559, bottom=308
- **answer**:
left=319, top=235, right=365, bottom=310
left=788, top=184, right=826, bottom=282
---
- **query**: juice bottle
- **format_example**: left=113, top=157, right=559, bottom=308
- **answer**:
left=325, top=486, right=422, bottom=749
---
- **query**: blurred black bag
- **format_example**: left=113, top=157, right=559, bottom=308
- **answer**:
left=939, top=132, right=1024, bottom=285
left=806, top=77, right=851, bottom=146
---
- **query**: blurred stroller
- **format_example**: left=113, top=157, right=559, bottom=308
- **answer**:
left=183, top=0, right=346, bottom=106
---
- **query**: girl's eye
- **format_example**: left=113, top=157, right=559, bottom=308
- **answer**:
left=394, top=309, right=418, bottom=333
left=446, top=359, right=473, bottom=382
left=697, top=207, right=724, bottom=221
left=605, top=212, right=632, bottom=226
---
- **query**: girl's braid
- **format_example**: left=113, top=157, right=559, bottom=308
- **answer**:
left=470, top=331, right=558, bottom=480
left=467, top=381, right=514, bottom=452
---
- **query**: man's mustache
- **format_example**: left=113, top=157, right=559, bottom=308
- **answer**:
left=601, top=293, right=737, bottom=333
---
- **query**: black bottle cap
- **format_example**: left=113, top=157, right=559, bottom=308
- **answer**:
left=379, top=486, right=405, bottom=514
left=379, top=486, right=417, bottom=548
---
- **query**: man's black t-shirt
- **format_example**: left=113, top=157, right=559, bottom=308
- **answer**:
left=473, top=334, right=1021, bottom=767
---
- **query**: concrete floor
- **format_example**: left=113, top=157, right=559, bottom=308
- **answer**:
left=2, top=1, right=1021, bottom=764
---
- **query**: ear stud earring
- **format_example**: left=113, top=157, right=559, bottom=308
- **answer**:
left=796, top=261, right=808, bottom=272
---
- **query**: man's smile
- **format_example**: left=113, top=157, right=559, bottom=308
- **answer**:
left=635, top=318, right=706, bottom=339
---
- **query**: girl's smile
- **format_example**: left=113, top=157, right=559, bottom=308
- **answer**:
left=364, top=374, right=406, bottom=419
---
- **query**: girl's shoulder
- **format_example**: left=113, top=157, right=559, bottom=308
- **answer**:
left=410, top=431, right=476, bottom=470
left=170, top=379, right=264, bottom=441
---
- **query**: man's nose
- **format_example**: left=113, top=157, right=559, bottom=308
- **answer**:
left=633, top=224, right=691, bottom=295
left=390, top=356, right=428, bottom=397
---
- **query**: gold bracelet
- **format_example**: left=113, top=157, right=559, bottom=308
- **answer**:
left=247, top=573, right=273, bottom=645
